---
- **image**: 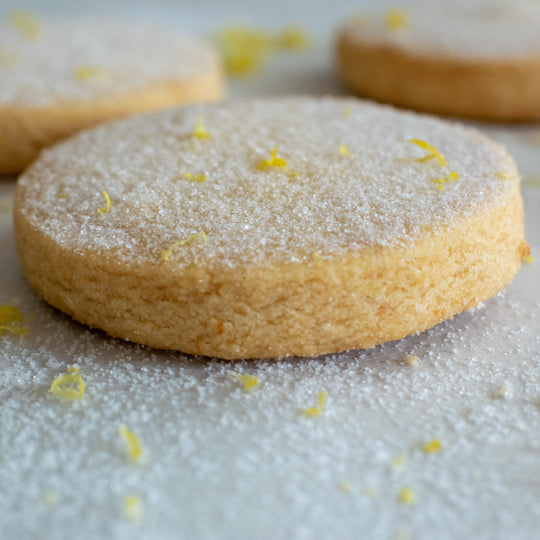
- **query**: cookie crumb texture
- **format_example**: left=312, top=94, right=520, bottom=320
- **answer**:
left=336, top=1, right=540, bottom=121
left=0, top=19, right=223, bottom=174
left=14, top=97, right=525, bottom=359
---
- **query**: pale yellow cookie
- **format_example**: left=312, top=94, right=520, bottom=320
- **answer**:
left=0, top=16, right=224, bottom=175
left=14, top=97, right=527, bottom=359
left=336, top=1, right=540, bottom=121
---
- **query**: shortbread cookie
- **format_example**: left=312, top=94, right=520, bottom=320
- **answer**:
left=14, top=97, right=527, bottom=359
left=336, top=1, right=540, bottom=121
left=0, top=16, right=223, bottom=174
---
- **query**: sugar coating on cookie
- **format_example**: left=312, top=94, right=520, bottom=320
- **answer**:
left=344, top=0, right=540, bottom=60
left=17, top=98, right=516, bottom=267
left=0, top=18, right=219, bottom=106
left=14, top=97, right=526, bottom=359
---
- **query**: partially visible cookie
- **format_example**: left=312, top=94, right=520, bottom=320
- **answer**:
left=336, top=1, right=540, bottom=121
left=0, top=15, right=224, bottom=174
left=14, top=97, right=527, bottom=359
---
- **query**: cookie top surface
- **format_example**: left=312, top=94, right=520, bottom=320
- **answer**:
left=16, top=96, right=517, bottom=269
left=342, top=0, right=540, bottom=60
left=0, top=17, right=218, bottom=106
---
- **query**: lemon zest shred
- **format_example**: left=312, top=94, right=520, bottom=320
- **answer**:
left=339, top=481, right=352, bottom=494
left=44, top=491, right=58, bottom=505
left=408, top=139, right=446, bottom=166
left=495, top=171, right=518, bottom=181
left=523, top=254, right=534, bottom=264
left=392, top=454, right=407, bottom=467
left=339, top=145, right=354, bottom=158
left=311, top=251, right=322, bottom=264
left=231, top=372, right=260, bottom=391
left=192, top=116, right=211, bottom=139
left=276, top=27, right=309, bottom=50
left=398, top=486, right=416, bottom=504
left=385, top=9, right=408, bottom=30
left=74, top=65, right=108, bottom=81
left=49, top=366, right=84, bottom=400
left=404, top=354, right=419, bottom=366
left=119, top=424, right=143, bottom=462
left=422, top=438, right=443, bottom=453
left=257, top=147, right=287, bottom=170
left=97, top=190, right=111, bottom=214
left=0, top=301, right=28, bottom=337
left=433, top=171, right=459, bottom=190
left=123, top=495, right=142, bottom=522
left=161, top=233, right=206, bottom=261
left=8, top=11, right=41, bottom=40
left=301, top=390, right=328, bottom=417
left=217, top=26, right=273, bottom=77
left=183, top=172, right=207, bottom=183
left=342, top=106, right=352, bottom=118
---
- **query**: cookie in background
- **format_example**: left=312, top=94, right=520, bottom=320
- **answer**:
left=336, top=1, right=540, bottom=121
left=0, top=12, right=224, bottom=175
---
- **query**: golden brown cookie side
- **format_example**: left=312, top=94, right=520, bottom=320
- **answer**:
left=336, top=29, right=540, bottom=121
left=14, top=180, right=525, bottom=360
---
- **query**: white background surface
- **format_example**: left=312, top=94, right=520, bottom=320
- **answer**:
left=1, top=1, right=540, bottom=539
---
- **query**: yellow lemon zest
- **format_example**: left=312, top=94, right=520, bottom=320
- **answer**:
left=119, top=425, right=143, bottom=462
left=311, top=251, right=322, bottom=265
left=339, top=481, right=352, bottom=494
left=385, top=9, right=408, bottom=30
left=342, top=106, right=352, bottom=118
left=231, top=372, right=260, bottom=391
left=276, top=27, right=309, bottom=50
left=192, top=116, right=211, bottom=139
left=523, top=254, right=534, bottom=264
left=74, top=65, right=108, bottom=81
left=433, top=171, right=459, bottom=190
left=44, top=491, right=58, bottom=505
left=217, top=26, right=273, bottom=76
left=123, top=495, right=142, bottom=522
left=409, top=139, right=447, bottom=166
left=339, top=145, right=354, bottom=158
left=161, top=232, right=207, bottom=261
left=0, top=301, right=28, bottom=336
left=495, top=171, right=518, bottom=181
left=183, top=172, right=207, bottom=183
left=392, top=454, right=407, bottom=467
left=257, top=147, right=287, bottom=170
left=49, top=366, right=84, bottom=400
left=301, top=390, right=328, bottom=417
left=97, top=190, right=111, bottom=214
left=422, top=438, right=443, bottom=453
left=217, top=25, right=308, bottom=77
left=398, top=487, right=416, bottom=504
left=404, top=354, right=419, bottom=366
left=8, top=11, right=41, bottom=40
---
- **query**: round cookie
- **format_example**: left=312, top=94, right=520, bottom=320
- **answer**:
left=336, top=1, right=540, bottom=121
left=14, top=97, right=527, bottom=359
left=0, top=15, right=224, bottom=175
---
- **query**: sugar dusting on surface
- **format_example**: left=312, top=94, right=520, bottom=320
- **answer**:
left=17, top=96, right=515, bottom=269
left=344, top=0, right=540, bottom=59
left=0, top=19, right=217, bottom=106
